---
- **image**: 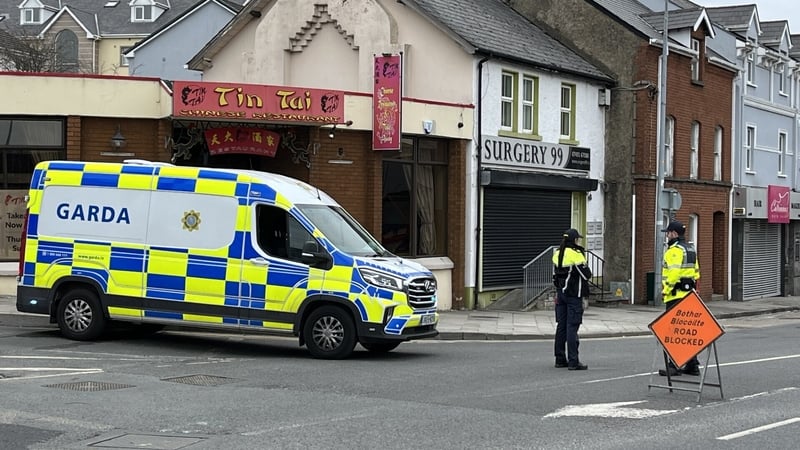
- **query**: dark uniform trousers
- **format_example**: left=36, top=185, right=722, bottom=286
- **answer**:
left=555, top=292, right=583, bottom=367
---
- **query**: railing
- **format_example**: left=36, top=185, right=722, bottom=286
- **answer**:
left=522, top=247, right=605, bottom=309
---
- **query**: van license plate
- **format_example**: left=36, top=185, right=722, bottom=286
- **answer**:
left=420, top=314, right=436, bottom=325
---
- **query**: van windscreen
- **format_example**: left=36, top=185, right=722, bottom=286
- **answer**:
left=297, top=205, right=389, bottom=257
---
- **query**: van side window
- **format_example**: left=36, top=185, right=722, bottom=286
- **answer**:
left=255, top=205, right=315, bottom=263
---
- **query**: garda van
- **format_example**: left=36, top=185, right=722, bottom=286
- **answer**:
left=16, top=160, right=438, bottom=359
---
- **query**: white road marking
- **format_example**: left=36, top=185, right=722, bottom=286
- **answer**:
left=581, top=353, right=800, bottom=384
left=0, top=410, right=112, bottom=431
left=544, top=401, right=677, bottom=419
left=717, top=418, right=800, bottom=441
left=0, top=369, right=104, bottom=381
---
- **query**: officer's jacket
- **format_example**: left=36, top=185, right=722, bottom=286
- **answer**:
left=552, top=245, right=592, bottom=298
left=661, top=238, right=700, bottom=303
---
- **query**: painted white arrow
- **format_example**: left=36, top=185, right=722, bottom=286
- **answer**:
left=545, top=401, right=677, bottom=419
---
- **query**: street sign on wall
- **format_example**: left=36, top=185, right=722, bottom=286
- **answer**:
left=648, top=291, right=725, bottom=367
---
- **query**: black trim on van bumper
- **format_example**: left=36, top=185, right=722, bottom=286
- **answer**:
left=16, top=286, right=52, bottom=315
left=357, top=324, right=439, bottom=344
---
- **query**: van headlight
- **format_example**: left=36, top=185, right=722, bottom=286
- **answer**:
left=359, top=268, right=404, bottom=291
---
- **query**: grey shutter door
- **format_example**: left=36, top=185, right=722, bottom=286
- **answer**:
left=742, top=220, right=781, bottom=299
left=482, top=188, right=571, bottom=289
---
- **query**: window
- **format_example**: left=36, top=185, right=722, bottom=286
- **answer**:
left=0, top=118, right=65, bottom=189
left=120, top=46, right=132, bottom=67
left=713, top=126, right=722, bottom=181
left=745, top=126, right=755, bottom=171
left=255, top=204, right=317, bottom=264
left=499, top=72, right=539, bottom=136
left=688, top=214, right=699, bottom=248
left=382, top=137, right=448, bottom=257
left=690, top=121, right=700, bottom=179
left=664, top=116, right=674, bottom=177
left=500, top=72, right=514, bottom=129
left=777, top=64, right=786, bottom=94
left=691, top=38, right=701, bottom=81
left=779, top=132, right=787, bottom=175
left=133, top=5, right=153, bottom=22
left=55, top=30, right=79, bottom=73
left=746, top=52, right=755, bottom=85
left=21, top=7, right=41, bottom=24
left=560, top=83, right=575, bottom=141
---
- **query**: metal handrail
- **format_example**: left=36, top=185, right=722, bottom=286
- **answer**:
left=522, top=247, right=605, bottom=308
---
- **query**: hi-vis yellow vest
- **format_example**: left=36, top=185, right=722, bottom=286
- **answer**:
left=661, top=240, right=700, bottom=303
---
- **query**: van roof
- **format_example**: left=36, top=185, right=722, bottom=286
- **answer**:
left=39, top=160, right=339, bottom=207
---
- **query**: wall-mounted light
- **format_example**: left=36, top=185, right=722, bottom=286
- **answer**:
left=328, top=125, right=337, bottom=140
left=110, top=125, right=127, bottom=150
left=328, top=147, right=353, bottom=165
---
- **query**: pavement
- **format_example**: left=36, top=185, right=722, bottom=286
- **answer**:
left=2, top=294, right=799, bottom=340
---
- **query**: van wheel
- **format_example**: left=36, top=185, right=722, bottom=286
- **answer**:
left=303, top=306, right=356, bottom=360
left=57, top=288, right=106, bottom=341
left=361, top=342, right=401, bottom=353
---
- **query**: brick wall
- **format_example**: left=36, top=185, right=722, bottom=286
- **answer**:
left=79, top=117, right=171, bottom=163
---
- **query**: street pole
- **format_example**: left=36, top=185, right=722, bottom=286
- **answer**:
left=653, top=1, right=669, bottom=305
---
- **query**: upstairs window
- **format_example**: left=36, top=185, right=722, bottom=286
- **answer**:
left=560, top=83, right=576, bottom=142
left=55, top=30, right=79, bottom=73
left=132, top=5, right=153, bottom=22
left=745, top=126, right=755, bottom=171
left=690, top=38, right=701, bottom=81
left=499, top=71, right=539, bottom=137
left=746, top=53, right=755, bottom=85
left=664, top=116, right=674, bottom=177
left=778, top=132, right=787, bottom=175
left=777, top=63, right=786, bottom=95
left=690, top=121, right=699, bottom=179
left=21, top=7, right=41, bottom=24
left=713, top=126, right=722, bottom=181
left=120, top=46, right=132, bottom=67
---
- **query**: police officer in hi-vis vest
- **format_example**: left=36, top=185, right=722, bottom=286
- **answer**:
left=659, top=220, right=701, bottom=377
left=552, top=228, right=592, bottom=371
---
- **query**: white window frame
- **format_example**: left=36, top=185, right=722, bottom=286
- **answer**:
left=691, top=38, right=700, bottom=81
left=500, top=72, right=514, bottom=130
left=664, top=116, right=674, bottom=177
left=778, top=131, right=787, bottom=175
left=132, top=5, right=153, bottom=22
left=713, top=126, right=722, bottom=181
left=521, top=76, right=535, bottom=133
left=690, top=121, right=700, bottom=179
left=745, top=125, right=755, bottom=171
left=21, top=7, right=41, bottom=24
left=746, top=52, right=756, bottom=86
left=777, top=63, right=786, bottom=96
left=560, top=84, right=574, bottom=140
left=688, top=214, right=699, bottom=248
left=120, top=46, right=132, bottom=67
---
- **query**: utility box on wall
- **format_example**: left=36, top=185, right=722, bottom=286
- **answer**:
left=609, top=281, right=631, bottom=302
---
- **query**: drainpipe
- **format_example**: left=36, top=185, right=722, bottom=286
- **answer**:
left=473, top=54, right=490, bottom=309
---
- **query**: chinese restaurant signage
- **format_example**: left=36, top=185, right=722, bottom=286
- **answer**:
left=373, top=54, right=402, bottom=150
left=767, top=184, right=790, bottom=223
left=173, top=81, right=344, bottom=124
left=481, top=135, right=590, bottom=172
left=0, top=190, right=27, bottom=259
left=204, top=127, right=280, bottom=157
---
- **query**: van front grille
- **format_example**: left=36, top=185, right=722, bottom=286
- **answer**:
left=407, top=277, right=437, bottom=309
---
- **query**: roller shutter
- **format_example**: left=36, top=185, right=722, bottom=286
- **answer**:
left=482, top=188, right=571, bottom=289
left=742, top=220, right=780, bottom=299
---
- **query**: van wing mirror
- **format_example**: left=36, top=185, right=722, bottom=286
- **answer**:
left=301, top=241, right=332, bottom=269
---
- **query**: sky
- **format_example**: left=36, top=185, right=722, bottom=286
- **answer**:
left=695, top=1, right=799, bottom=33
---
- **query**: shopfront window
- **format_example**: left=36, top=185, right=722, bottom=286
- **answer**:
left=381, top=137, right=448, bottom=257
left=0, top=118, right=65, bottom=259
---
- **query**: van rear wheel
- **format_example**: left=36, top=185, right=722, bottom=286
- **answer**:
left=303, top=305, right=356, bottom=360
left=57, top=288, right=106, bottom=341
left=361, top=342, right=401, bottom=353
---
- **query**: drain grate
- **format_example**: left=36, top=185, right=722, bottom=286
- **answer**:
left=44, top=381, right=135, bottom=392
left=161, top=374, right=236, bottom=387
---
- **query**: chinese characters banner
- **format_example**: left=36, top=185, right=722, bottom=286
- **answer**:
left=204, top=127, right=281, bottom=157
left=768, top=184, right=790, bottom=223
left=173, top=81, right=344, bottom=124
left=373, top=54, right=402, bottom=150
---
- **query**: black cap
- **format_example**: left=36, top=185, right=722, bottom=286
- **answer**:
left=666, top=220, right=685, bottom=235
left=563, top=228, right=583, bottom=241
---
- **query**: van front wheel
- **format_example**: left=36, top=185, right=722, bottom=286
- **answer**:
left=303, top=306, right=356, bottom=360
left=57, top=288, right=106, bottom=341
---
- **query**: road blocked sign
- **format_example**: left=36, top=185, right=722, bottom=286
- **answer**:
left=648, top=291, right=725, bottom=367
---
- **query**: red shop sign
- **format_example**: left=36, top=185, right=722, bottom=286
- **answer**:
left=373, top=54, right=402, bottom=150
left=204, top=127, right=280, bottom=157
left=767, top=185, right=789, bottom=224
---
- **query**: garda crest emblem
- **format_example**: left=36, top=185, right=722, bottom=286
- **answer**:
left=182, top=210, right=201, bottom=231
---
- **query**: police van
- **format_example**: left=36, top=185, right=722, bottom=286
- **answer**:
left=16, top=160, right=438, bottom=359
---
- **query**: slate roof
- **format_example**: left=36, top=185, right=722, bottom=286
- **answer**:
left=791, top=35, right=800, bottom=57
left=0, top=0, right=243, bottom=37
left=406, top=0, right=611, bottom=81
left=759, top=20, right=788, bottom=46
left=640, top=7, right=708, bottom=33
left=703, top=5, right=758, bottom=32
left=591, top=0, right=660, bottom=39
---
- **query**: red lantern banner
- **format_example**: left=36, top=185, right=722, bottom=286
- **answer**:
left=373, top=54, right=402, bottom=150
left=204, top=127, right=281, bottom=157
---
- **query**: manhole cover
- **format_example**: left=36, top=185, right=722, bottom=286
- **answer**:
left=44, top=381, right=135, bottom=392
left=89, top=433, right=205, bottom=449
left=161, top=374, right=236, bottom=386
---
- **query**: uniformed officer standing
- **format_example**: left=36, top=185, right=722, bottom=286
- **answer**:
left=659, top=220, right=701, bottom=376
left=552, top=228, right=592, bottom=371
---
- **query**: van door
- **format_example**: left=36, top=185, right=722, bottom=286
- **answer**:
left=242, top=203, right=327, bottom=330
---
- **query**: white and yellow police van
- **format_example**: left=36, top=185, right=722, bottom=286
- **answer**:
left=16, top=160, right=438, bottom=359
